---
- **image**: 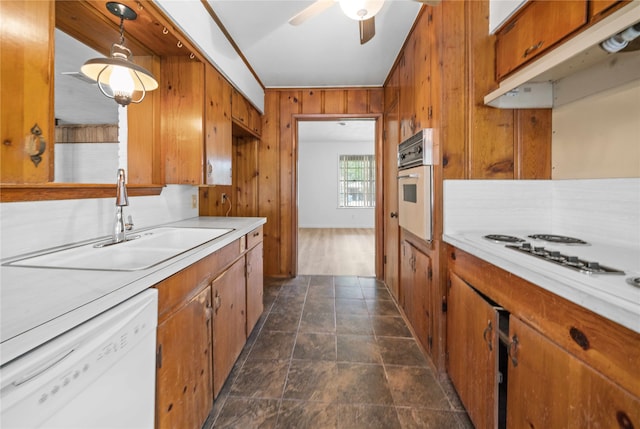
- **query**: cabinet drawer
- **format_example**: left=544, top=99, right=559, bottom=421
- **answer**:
left=496, top=0, right=588, bottom=80
left=154, top=239, right=241, bottom=319
left=247, top=226, right=263, bottom=249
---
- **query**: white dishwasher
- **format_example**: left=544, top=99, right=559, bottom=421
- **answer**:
left=0, top=289, right=158, bottom=429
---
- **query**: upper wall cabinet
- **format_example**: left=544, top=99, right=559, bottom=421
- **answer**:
left=161, top=59, right=233, bottom=185
left=232, top=89, right=262, bottom=137
left=1, top=1, right=54, bottom=184
left=495, top=1, right=588, bottom=81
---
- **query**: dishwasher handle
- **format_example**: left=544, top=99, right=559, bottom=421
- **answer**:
left=10, top=347, right=76, bottom=387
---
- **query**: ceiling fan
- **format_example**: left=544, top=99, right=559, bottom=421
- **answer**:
left=288, top=0, right=441, bottom=45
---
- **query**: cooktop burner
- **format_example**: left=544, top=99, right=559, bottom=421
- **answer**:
left=528, top=234, right=588, bottom=245
left=506, top=243, right=624, bottom=275
left=626, top=277, right=640, bottom=288
left=483, top=234, right=525, bottom=243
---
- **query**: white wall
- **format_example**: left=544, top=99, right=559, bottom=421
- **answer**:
left=298, top=139, right=375, bottom=228
left=552, top=79, right=640, bottom=179
left=0, top=185, right=198, bottom=259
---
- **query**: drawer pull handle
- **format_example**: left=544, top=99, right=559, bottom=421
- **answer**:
left=253, top=231, right=260, bottom=237
left=483, top=320, right=493, bottom=352
left=569, top=327, right=590, bottom=350
left=523, top=41, right=543, bottom=58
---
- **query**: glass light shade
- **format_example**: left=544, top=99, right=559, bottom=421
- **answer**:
left=339, top=0, right=384, bottom=20
left=81, top=49, right=158, bottom=106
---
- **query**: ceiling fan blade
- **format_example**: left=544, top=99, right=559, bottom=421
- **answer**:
left=414, top=0, right=441, bottom=5
left=288, top=0, right=335, bottom=26
left=359, top=17, right=375, bottom=44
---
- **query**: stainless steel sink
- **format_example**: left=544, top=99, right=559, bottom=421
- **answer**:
left=6, top=227, right=233, bottom=271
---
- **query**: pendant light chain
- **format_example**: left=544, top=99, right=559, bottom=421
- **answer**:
left=118, top=15, right=126, bottom=46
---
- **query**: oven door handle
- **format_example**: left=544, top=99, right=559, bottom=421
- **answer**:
left=397, top=173, right=419, bottom=179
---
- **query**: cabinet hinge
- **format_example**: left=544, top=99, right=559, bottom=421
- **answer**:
left=441, top=297, right=447, bottom=313
left=428, top=267, right=432, bottom=280
left=156, top=345, right=162, bottom=369
left=383, top=255, right=387, bottom=264
left=447, top=279, right=451, bottom=288
left=428, top=106, right=433, bottom=119
left=428, top=335, right=433, bottom=350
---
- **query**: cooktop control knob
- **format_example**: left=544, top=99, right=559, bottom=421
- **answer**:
left=521, top=243, right=532, bottom=250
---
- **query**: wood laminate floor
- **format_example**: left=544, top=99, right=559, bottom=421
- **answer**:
left=205, top=276, right=473, bottom=429
left=298, top=228, right=375, bottom=277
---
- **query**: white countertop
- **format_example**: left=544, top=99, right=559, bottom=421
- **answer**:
left=0, top=216, right=266, bottom=366
left=444, top=232, right=640, bottom=334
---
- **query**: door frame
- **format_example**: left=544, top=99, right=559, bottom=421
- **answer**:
left=292, top=114, right=384, bottom=278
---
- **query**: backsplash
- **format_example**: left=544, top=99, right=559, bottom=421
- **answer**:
left=0, top=185, right=199, bottom=259
left=444, top=178, right=640, bottom=248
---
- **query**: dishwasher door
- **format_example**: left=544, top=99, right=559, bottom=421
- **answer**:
left=0, top=289, right=158, bottom=429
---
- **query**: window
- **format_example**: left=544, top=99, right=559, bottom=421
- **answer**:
left=338, top=154, right=375, bottom=208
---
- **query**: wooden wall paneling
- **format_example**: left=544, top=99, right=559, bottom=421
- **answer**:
left=384, top=66, right=400, bottom=111
left=399, top=48, right=415, bottom=140
left=128, top=55, right=163, bottom=185
left=1, top=0, right=54, bottom=184
left=466, top=0, right=515, bottom=179
left=435, top=1, right=465, bottom=180
left=279, top=91, right=301, bottom=276
left=369, top=89, right=384, bottom=114
left=259, top=91, right=282, bottom=276
left=346, top=89, right=369, bottom=114
left=413, top=10, right=432, bottom=131
left=515, top=109, right=552, bottom=179
left=161, top=57, right=205, bottom=184
left=323, top=89, right=346, bottom=114
left=198, top=185, right=233, bottom=217
left=234, top=135, right=259, bottom=217
left=301, top=89, right=322, bottom=114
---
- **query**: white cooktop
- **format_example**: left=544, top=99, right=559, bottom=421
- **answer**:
left=444, top=231, right=640, bottom=334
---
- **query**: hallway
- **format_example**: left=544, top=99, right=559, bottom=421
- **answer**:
left=205, top=276, right=472, bottom=428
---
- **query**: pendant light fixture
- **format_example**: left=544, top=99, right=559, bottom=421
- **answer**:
left=80, top=2, right=158, bottom=107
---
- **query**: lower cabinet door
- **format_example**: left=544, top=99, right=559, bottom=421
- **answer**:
left=447, top=272, right=501, bottom=429
left=507, top=316, right=640, bottom=428
left=246, top=242, right=264, bottom=336
left=212, top=258, right=247, bottom=397
left=156, top=287, right=213, bottom=429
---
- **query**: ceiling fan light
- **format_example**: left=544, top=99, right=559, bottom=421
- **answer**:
left=339, top=0, right=384, bottom=21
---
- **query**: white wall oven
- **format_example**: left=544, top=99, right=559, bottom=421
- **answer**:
left=397, top=129, right=434, bottom=241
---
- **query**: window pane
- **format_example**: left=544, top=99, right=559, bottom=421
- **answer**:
left=338, top=154, right=375, bottom=208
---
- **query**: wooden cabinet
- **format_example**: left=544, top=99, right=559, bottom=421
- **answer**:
left=495, top=1, right=588, bottom=80
left=447, top=246, right=640, bottom=429
left=232, top=88, right=262, bottom=136
left=162, top=58, right=232, bottom=185
left=246, top=226, right=264, bottom=335
left=205, top=66, right=233, bottom=185
left=447, top=272, right=502, bottom=429
left=400, top=240, right=433, bottom=353
left=1, top=0, right=54, bottom=184
left=154, top=227, right=265, bottom=427
left=506, top=316, right=640, bottom=428
left=212, top=257, right=247, bottom=397
left=589, top=0, right=624, bottom=21
left=156, top=286, right=213, bottom=429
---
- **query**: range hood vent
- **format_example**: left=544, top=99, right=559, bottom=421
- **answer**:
left=485, top=3, right=640, bottom=109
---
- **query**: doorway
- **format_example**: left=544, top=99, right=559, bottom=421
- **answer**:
left=297, top=119, right=377, bottom=276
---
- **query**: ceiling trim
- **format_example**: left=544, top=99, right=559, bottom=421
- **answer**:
left=199, top=0, right=265, bottom=90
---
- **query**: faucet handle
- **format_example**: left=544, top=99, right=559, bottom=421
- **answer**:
left=125, top=215, right=134, bottom=231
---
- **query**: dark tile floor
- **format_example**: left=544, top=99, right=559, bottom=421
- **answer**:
left=204, top=276, right=473, bottom=429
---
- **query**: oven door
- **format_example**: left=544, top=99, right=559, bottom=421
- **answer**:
left=397, top=165, right=432, bottom=241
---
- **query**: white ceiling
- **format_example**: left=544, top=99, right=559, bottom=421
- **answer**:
left=207, top=0, right=422, bottom=88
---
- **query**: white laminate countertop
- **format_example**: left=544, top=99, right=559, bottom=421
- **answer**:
left=444, top=232, right=640, bottom=334
left=0, top=216, right=266, bottom=366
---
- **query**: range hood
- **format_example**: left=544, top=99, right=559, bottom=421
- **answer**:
left=485, top=2, right=640, bottom=109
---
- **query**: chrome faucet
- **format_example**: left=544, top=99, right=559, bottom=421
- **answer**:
left=113, top=168, right=130, bottom=244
